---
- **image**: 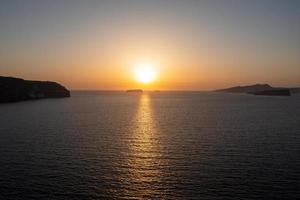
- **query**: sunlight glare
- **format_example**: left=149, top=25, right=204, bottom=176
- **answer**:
left=134, top=63, right=156, bottom=84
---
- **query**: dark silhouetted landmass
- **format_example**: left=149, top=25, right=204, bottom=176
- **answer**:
left=290, top=88, right=300, bottom=94
left=0, top=76, right=70, bottom=103
left=215, top=84, right=300, bottom=96
left=249, top=89, right=291, bottom=96
left=126, top=89, right=143, bottom=93
left=215, top=84, right=273, bottom=93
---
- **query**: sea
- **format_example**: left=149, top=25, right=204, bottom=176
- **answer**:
left=0, top=91, right=299, bottom=199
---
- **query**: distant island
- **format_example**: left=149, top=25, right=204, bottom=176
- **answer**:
left=126, top=89, right=143, bottom=93
left=215, top=84, right=300, bottom=96
left=249, top=89, right=291, bottom=96
left=0, top=76, right=70, bottom=103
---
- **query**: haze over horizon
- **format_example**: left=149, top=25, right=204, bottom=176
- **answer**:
left=1, top=0, right=300, bottom=90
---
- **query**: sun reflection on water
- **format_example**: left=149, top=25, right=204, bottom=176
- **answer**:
left=121, top=93, right=167, bottom=198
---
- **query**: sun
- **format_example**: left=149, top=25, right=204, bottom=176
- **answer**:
left=134, top=63, right=156, bottom=84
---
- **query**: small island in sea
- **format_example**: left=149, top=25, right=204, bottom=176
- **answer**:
left=249, top=89, right=291, bottom=96
left=0, top=76, right=70, bottom=103
left=126, top=89, right=143, bottom=93
left=215, top=84, right=299, bottom=96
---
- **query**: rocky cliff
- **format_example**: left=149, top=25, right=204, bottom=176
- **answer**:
left=0, top=76, right=70, bottom=103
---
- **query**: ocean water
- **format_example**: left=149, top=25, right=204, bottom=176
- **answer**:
left=0, top=91, right=299, bottom=200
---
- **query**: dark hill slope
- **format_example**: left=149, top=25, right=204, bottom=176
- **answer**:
left=0, top=76, right=70, bottom=103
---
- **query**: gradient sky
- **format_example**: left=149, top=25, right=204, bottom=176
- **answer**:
left=0, top=0, right=299, bottom=90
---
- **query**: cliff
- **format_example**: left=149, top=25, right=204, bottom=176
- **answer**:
left=0, top=76, right=70, bottom=103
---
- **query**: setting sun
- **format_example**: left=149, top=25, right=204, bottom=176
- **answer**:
left=1, top=1, right=300, bottom=199
left=134, top=63, right=156, bottom=84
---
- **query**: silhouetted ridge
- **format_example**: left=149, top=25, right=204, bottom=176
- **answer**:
left=215, top=83, right=300, bottom=96
left=215, top=84, right=273, bottom=93
left=0, top=76, right=70, bottom=103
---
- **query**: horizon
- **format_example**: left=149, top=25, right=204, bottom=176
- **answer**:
left=1, top=2, right=300, bottom=199
left=1, top=0, right=300, bottom=90
left=1, top=75, right=298, bottom=92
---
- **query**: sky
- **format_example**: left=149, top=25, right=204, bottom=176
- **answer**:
left=0, top=0, right=299, bottom=90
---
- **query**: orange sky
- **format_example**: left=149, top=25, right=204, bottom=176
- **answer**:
left=1, top=1, right=300, bottom=90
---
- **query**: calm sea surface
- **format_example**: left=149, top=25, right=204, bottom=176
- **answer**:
left=0, top=91, right=299, bottom=199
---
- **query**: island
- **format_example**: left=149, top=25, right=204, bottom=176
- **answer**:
left=215, top=84, right=273, bottom=93
left=215, top=84, right=299, bottom=96
left=126, top=89, right=143, bottom=93
left=249, top=89, right=291, bottom=96
left=0, top=76, right=71, bottom=103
